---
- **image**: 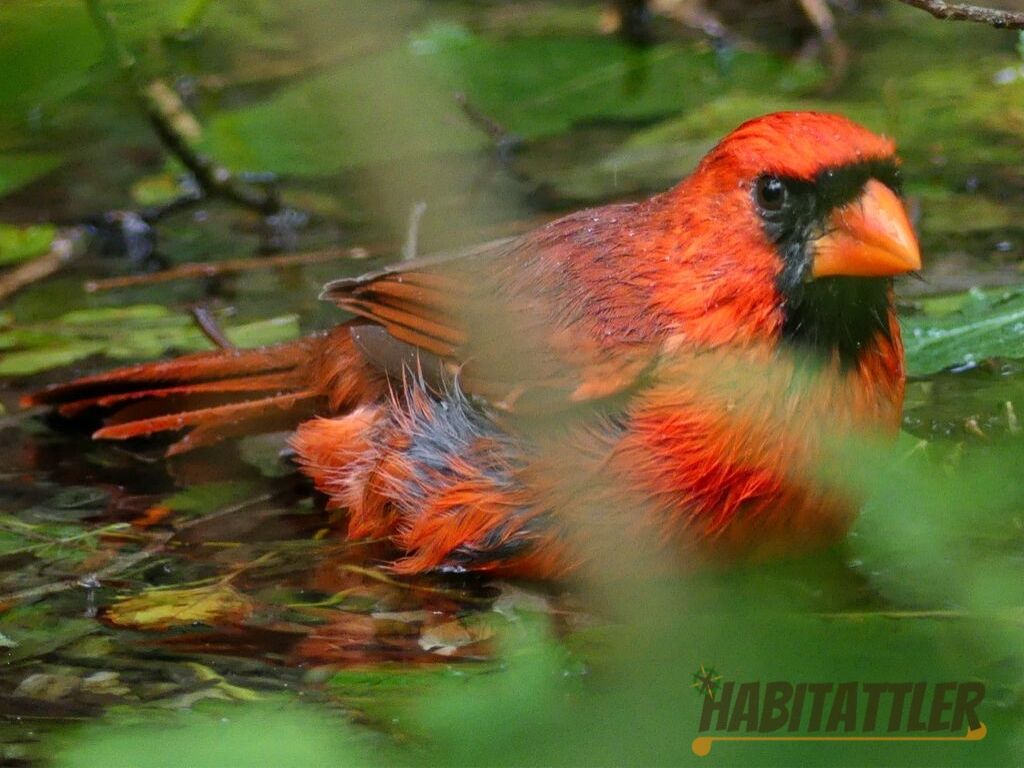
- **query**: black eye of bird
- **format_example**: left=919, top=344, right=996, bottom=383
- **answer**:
left=755, top=175, right=788, bottom=213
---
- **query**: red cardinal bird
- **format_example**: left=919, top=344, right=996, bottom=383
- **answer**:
left=27, top=112, right=920, bottom=578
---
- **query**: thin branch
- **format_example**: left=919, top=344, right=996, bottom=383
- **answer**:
left=0, top=532, right=173, bottom=605
left=84, top=0, right=138, bottom=79
left=402, top=202, right=427, bottom=261
left=143, top=84, right=280, bottom=214
left=84, top=245, right=371, bottom=292
left=816, top=608, right=1024, bottom=625
left=337, top=564, right=495, bottom=607
left=797, top=0, right=849, bottom=88
left=649, top=0, right=737, bottom=44
left=894, top=0, right=1024, bottom=28
left=816, top=609, right=965, bottom=620
left=190, top=305, right=236, bottom=349
left=0, top=228, right=85, bottom=303
left=454, top=91, right=523, bottom=158
left=84, top=0, right=281, bottom=213
left=171, top=492, right=279, bottom=536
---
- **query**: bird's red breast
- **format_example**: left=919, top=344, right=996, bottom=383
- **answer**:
left=27, top=112, right=921, bottom=578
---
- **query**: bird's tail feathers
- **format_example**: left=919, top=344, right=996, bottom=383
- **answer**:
left=24, top=334, right=328, bottom=456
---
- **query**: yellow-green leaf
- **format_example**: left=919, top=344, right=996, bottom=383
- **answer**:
left=106, top=583, right=255, bottom=630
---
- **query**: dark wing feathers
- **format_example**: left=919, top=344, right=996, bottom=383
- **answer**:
left=321, top=228, right=662, bottom=413
left=321, top=239, right=506, bottom=360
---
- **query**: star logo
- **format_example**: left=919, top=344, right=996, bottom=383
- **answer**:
left=691, top=664, right=722, bottom=700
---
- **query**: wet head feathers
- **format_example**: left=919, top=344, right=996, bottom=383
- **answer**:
left=696, top=111, right=898, bottom=183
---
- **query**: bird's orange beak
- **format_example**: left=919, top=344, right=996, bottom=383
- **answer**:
left=811, top=178, right=921, bottom=278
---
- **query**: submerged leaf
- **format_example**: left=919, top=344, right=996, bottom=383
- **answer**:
left=0, top=306, right=300, bottom=376
left=14, top=672, right=81, bottom=701
left=106, top=583, right=255, bottom=631
left=418, top=618, right=495, bottom=657
left=0, top=604, right=97, bottom=664
left=0, top=341, right=106, bottom=376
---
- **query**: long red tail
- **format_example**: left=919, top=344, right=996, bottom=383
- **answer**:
left=23, top=332, right=345, bottom=456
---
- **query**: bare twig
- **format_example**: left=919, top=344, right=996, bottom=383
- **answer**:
left=797, top=0, right=849, bottom=87
left=894, top=0, right=1024, bottom=28
left=144, top=84, right=281, bottom=214
left=402, top=202, right=427, bottom=261
left=815, top=609, right=966, bottom=620
left=454, top=92, right=523, bottom=157
left=816, top=608, right=1024, bottom=625
left=0, top=228, right=85, bottom=303
left=1006, top=400, right=1021, bottom=434
left=455, top=92, right=509, bottom=144
left=602, top=0, right=656, bottom=44
left=190, top=305, right=236, bottom=349
left=173, top=492, right=278, bottom=533
left=649, top=0, right=736, bottom=44
left=84, top=0, right=281, bottom=213
left=338, top=564, right=494, bottom=607
left=84, top=245, right=370, bottom=292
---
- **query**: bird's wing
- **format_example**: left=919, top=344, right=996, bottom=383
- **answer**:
left=320, top=238, right=505, bottom=360
left=321, top=218, right=662, bottom=413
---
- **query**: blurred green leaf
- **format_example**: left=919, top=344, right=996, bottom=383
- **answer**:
left=175, top=0, right=214, bottom=33
left=54, top=704, right=383, bottom=768
left=0, top=3, right=102, bottom=117
left=202, top=28, right=822, bottom=177
left=0, top=341, right=108, bottom=376
left=0, top=0, right=196, bottom=112
left=0, top=153, right=65, bottom=198
left=0, top=223, right=57, bottom=266
left=59, top=305, right=171, bottom=324
left=0, top=305, right=300, bottom=376
left=202, top=51, right=483, bottom=175
left=0, top=604, right=97, bottom=665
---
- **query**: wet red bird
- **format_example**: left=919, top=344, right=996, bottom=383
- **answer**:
left=28, top=112, right=921, bottom=578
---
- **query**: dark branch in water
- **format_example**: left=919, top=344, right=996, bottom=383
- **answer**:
left=0, top=531, right=173, bottom=606
left=894, top=0, right=1024, bottom=28
left=84, top=0, right=281, bottom=214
